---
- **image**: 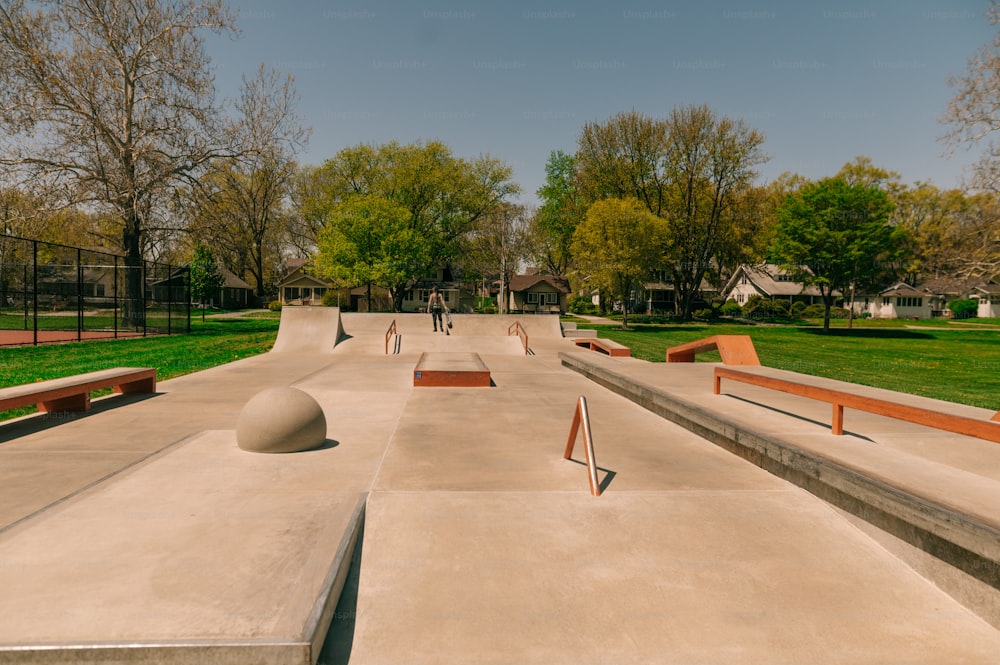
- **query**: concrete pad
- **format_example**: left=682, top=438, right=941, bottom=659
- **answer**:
left=0, top=430, right=364, bottom=663
left=349, top=491, right=1000, bottom=664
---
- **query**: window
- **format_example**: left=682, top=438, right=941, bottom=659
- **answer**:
left=896, top=297, right=922, bottom=308
left=526, top=292, right=539, bottom=304
left=315, top=288, right=327, bottom=297
left=285, top=287, right=300, bottom=300
left=443, top=291, right=450, bottom=302
left=545, top=292, right=558, bottom=305
left=882, top=297, right=890, bottom=306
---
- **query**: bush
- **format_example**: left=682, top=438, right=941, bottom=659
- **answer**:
left=268, top=300, right=282, bottom=312
left=948, top=298, right=978, bottom=319
left=742, top=295, right=790, bottom=319
left=321, top=291, right=339, bottom=307
left=801, top=303, right=826, bottom=319
left=720, top=299, right=743, bottom=317
left=790, top=301, right=807, bottom=317
left=693, top=307, right=719, bottom=321
left=568, top=295, right=598, bottom=315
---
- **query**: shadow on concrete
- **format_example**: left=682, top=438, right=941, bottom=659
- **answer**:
left=566, top=457, right=618, bottom=493
left=797, top=327, right=934, bottom=340
left=0, top=392, right=159, bottom=445
left=317, top=521, right=363, bottom=665
left=724, top=394, right=877, bottom=443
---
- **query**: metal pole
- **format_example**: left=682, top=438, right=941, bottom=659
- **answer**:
left=76, top=248, right=83, bottom=342
left=31, top=240, right=37, bottom=345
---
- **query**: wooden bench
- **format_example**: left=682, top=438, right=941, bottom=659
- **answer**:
left=574, top=337, right=631, bottom=357
left=714, top=366, right=1000, bottom=444
left=666, top=335, right=760, bottom=365
left=0, top=367, right=157, bottom=414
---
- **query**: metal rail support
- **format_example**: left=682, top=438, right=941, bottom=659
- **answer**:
left=507, top=320, right=529, bottom=355
left=385, top=319, right=397, bottom=354
left=564, top=395, right=601, bottom=496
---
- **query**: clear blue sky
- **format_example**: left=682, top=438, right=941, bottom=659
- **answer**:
left=207, top=1, right=994, bottom=204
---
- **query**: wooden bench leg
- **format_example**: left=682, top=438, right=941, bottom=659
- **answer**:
left=39, top=392, right=90, bottom=413
left=714, top=375, right=722, bottom=395
left=832, top=403, right=844, bottom=435
left=115, top=376, right=156, bottom=394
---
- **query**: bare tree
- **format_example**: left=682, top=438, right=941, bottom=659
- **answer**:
left=942, top=1, right=1000, bottom=191
left=188, top=64, right=309, bottom=301
left=0, top=0, right=236, bottom=325
left=464, top=203, right=531, bottom=314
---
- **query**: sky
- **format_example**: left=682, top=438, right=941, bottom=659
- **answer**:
left=206, top=1, right=995, bottom=205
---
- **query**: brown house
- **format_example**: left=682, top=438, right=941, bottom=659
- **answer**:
left=507, top=272, right=570, bottom=314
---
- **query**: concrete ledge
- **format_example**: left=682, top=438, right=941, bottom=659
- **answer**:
left=559, top=351, right=1000, bottom=616
left=413, top=352, right=491, bottom=387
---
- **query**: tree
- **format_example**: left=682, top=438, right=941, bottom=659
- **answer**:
left=188, top=64, right=308, bottom=301
left=0, top=0, right=237, bottom=326
left=661, top=105, right=769, bottom=319
left=571, top=198, right=668, bottom=329
left=941, top=1, right=1000, bottom=191
left=188, top=243, right=224, bottom=320
left=307, top=141, right=520, bottom=311
left=530, top=151, right=582, bottom=276
left=464, top=203, right=531, bottom=314
left=773, top=177, right=903, bottom=331
left=314, top=195, right=416, bottom=311
left=574, top=106, right=768, bottom=320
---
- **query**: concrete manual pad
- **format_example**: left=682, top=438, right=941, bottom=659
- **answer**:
left=0, top=430, right=363, bottom=663
left=349, top=490, right=1000, bottom=664
left=413, top=352, right=491, bottom=387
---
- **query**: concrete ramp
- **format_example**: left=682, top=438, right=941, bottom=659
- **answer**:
left=341, top=312, right=564, bottom=338
left=271, top=306, right=344, bottom=353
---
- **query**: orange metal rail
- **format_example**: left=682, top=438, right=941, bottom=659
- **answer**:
left=507, top=320, right=529, bottom=355
left=384, top=319, right=397, bottom=355
left=714, top=366, right=1000, bottom=443
left=564, top=395, right=601, bottom=496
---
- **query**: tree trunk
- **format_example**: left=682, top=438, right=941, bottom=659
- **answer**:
left=122, top=214, right=145, bottom=329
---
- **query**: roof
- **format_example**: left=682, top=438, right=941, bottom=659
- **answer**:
left=508, top=273, right=570, bottom=294
left=972, top=281, right=1000, bottom=296
left=723, top=264, right=833, bottom=298
left=879, top=282, right=923, bottom=297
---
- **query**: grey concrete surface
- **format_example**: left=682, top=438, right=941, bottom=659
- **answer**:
left=0, top=311, right=998, bottom=664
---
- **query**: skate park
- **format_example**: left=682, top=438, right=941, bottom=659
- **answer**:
left=1, top=307, right=999, bottom=664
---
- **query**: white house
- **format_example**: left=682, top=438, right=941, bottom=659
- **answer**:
left=854, top=282, right=933, bottom=319
left=722, top=264, right=834, bottom=307
left=277, top=259, right=334, bottom=306
left=973, top=282, right=1000, bottom=318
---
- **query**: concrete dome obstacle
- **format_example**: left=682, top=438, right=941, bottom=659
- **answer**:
left=236, top=387, right=327, bottom=453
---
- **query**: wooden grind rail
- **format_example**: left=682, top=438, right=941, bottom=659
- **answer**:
left=714, top=366, right=1000, bottom=444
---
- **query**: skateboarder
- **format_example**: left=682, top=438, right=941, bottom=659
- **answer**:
left=428, top=286, right=449, bottom=334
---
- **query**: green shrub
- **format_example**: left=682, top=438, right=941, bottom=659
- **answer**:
left=321, top=291, right=339, bottom=307
left=720, top=299, right=743, bottom=316
left=801, top=303, right=826, bottom=318
left=693, top=307, right=719, bottom=321
left=948, top=298, right=978, bottom=319
left=790, top=301, right=807, bottom=317
left=742, top=295, right=790, bottom=319
left=568, top=295, right=598, bottom=315
left=268, top=300, right=282, bottom=312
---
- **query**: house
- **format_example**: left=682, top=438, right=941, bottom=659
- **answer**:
left=722, top=265, right=835, bottom=307
left=854, top=282, right=932, bottom=319
left=152, top=265, right=252, bottom=309
left=642, top=270, right=717, bottom=314
left=973, top=282, right=1000, bottom=318
left=507, top=272, right=570, bottom=314
left=277, top=259, right=337, bottom=306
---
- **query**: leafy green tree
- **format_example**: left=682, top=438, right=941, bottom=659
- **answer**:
left=305, top=141, right=519, bottom=311
left=773, top=177, right=903, bottom=331
left=314, top=195, right=417, bottom=312
left=530, top=150, right=582, bottom=276
left=189, top=244, right=225, bottom=320
left=571, top=198, right=668, bottom=329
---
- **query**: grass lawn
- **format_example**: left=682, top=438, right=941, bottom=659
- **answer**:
left=0, top=314, right=280, bottom=421
left=587, top=321, right=1000, bottom=410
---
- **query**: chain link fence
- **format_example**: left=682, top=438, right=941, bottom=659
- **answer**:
left=0, top=234, right=190, bottom=346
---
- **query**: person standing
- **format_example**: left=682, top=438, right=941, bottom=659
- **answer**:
left=427, top=286, right=449, bottom=333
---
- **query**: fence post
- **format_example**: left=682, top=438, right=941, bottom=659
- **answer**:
left=76, top=247, right=83, bottom=342
left=31, top=240, right=37, bottom=346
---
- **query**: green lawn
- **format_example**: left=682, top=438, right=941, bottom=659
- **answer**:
left=0, top=315, right=280, bottom=421
left=586, top=322, right=1000, bottom=410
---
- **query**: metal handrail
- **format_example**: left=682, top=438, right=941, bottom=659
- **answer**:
left=507, top=320, right=528, bottom=355
left=384, top=319, right=397, bottom=354
left=564, top=395, right=601, bottom=496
